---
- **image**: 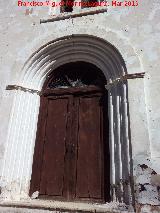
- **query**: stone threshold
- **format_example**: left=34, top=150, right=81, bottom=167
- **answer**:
left=0, top=199, right=132, bottom=213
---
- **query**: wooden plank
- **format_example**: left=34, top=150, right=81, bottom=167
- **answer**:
left=42, top=86, right=103, bottom=97
left=102, top=93, right=110, bottom=202
left=76, top=95, right=103, bottom=200
left=62, top=96, right=79, bottom=200
left=29, top=97, right=48, bottom=196
left=39, top=97, right=69, bottom=196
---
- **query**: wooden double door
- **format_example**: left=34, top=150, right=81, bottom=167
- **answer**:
left=30, top=88, right=110, bottom=202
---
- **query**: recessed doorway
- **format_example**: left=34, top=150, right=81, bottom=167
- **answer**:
left=30, top=62, right=110, bottom=203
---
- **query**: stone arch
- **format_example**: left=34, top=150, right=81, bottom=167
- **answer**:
left=19, top=35, right=127, bottom=90
left=1, top=35, right=133, bottom=204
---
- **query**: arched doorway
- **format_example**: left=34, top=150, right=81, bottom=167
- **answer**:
left=30, top=62, right=110, bottom=202
left=1, top=35, right=135, bottom=204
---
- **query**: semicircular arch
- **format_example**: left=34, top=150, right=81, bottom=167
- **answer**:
left=19, top=34, right=128, bottom=90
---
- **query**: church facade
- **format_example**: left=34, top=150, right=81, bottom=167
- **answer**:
left=0, top=0, right=160, bottom=212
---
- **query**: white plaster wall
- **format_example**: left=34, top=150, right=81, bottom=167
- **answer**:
left=0, top=0, right=160, bottom=209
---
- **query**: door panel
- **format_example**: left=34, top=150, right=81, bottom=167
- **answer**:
left=76, top=96, right=103, bottom=200
left=30, top=91, right=109, bottom=202
left=40, top=97, right=69, bottom=196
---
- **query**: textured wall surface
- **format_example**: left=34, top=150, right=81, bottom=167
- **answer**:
left=0, top=0, right=160, bottom=212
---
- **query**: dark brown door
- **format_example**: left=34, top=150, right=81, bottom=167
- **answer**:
left=30, top=90, right=110, bottom=202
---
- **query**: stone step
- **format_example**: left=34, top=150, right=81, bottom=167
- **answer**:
left=0, top=200, right=133, bottom=213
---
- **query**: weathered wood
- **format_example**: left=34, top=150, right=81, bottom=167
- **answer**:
left=42, top=86, right=103, bottom=96
left=39, top=97, right=69, bottom=196
left=40, top=9, right=108, bottom=24
left=63, top=96, right=79, bottom=200
left=30, top=77, right=110, bottom=202
left=29, top=97, right=49, bottom=196
left=76, top=95, right=102, bottom=200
